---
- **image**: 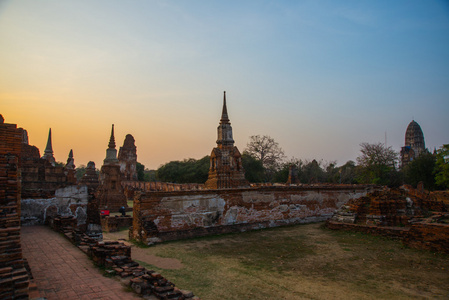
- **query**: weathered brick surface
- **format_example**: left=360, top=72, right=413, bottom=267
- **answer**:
left=123, top=180, right=205, bottom=192
left=0, top=118, right=30, bottom=299
left=118, top=134, right=138, bottom=181
left=327, top=186, right=449, bottom=253
left=101, top=215, right=133, bottom=232
left=131, top=184, right=378, bottom=244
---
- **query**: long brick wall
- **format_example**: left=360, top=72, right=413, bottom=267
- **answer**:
left=131, top=184, right=378, bottom=244
left=0, top=120, right=30, bottom=299
left=122, top=181, right=205, bottom=192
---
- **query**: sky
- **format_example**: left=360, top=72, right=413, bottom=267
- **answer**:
left=1, top=0, right=448, bottom=170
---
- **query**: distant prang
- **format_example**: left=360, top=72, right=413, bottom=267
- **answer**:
left=400, top=120, right=426, bottom=168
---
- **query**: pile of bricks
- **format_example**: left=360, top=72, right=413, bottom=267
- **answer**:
left=49, top=215, right=77, bottom=232
left=88, top=242, right=199, bottom=299
left=56, top=225, right=199, bottom=299
left=89, top=241, right=131, bottom=266
left=105, top=255, right=197, bottom=299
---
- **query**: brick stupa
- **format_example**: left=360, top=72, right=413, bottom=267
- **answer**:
left=118, top=134, right=137, bottom=181
left=205, top=92, right=249, bottom=189
left=96, top=125, right=127, bottom=212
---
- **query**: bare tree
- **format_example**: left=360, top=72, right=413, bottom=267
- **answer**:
left=356, top=142, right=399, bottom=185
left=245, top=135, right=286, bottom=171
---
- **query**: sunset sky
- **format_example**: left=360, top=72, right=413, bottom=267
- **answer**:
left=1, top=0, right=448, bottom=169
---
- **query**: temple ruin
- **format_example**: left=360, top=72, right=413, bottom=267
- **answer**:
left=118, top=134, right=138, bottom=181
left=205, top=92, right=249, bottom=189
left=400, top=120, right=426, bottom=168
left=96, top=125, right=127, bottom=212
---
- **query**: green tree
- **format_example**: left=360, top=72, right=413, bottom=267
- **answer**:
left=356, top=142, right=399, bottom=186
left=242, top=153, right=265, bottom=183
left=75, top=164, right=87, bottom=181
left=156, top=156, right=210, bottom=183
left=338, top=160, right=357, bottom=184
left=301, top=159, right=326, bottom=183
left=403, top=151, right=436, bottom=190
left=434, top=144, right=449, bottom=189
left=136, top=162, right=145, bottom=181
left=144, top=169, right=157, bottom=182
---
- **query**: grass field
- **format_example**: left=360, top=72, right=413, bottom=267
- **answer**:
left=104, top=223, right=449, bottom=299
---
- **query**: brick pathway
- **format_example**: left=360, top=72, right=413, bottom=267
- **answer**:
left=21, top=226, right=141, bottom=300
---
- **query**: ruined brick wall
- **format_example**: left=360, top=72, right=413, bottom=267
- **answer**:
left=326, top=221, right=449, bottom=254
left=122, top=181, right=205, bottom=193
left=97, top=164, right=127, bottom=212
left=118, top=134, right=137, bottom=181
left=331, top=186, right=448, bottom=227
left=21, top=185, right=89, bottom=226
left=0, top=119, right=30, bottom=299
left=131, top=185, right=377, bottom=244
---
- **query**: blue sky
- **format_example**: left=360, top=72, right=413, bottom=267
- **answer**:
left=1, top=0, right=448, bottom=169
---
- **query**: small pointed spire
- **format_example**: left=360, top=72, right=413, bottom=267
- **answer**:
left=44, top=128, right=53, bottom=155
left=220, top=91, right=230, bottom=124
left=108, top=124, right=116, bottom=149
left=66, top=149, right=75, bottom=170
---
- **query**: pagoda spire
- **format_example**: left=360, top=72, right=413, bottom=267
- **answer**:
left=42, top=128, right=56, bottom=165
left=108, top=124, right=116, bottom=149
left=44, top=128, right=53, bottom=155
left=220, top=91, right=230, bottom=124
left=104, top=124, right=119, bottom=165
left=65, top=149, right=75, bottom=170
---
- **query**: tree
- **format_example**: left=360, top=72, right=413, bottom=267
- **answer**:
left=301, top=159, right=326, bottom=183
left=403, top=152, right=436, bottom=190
left=245, top=135, right=285, bottom=169
left=156, top=156, right=210, bottom=183
left=245, top=135, right=286, bottom=181
left=75, top=164, right=87, bottom=181
left=338, top=160, right=357, bottom=184
left=242, top=153, right=265, bottom=183
left=434, top=144, right=449, bottom=189
left=356, top=142, right=399, bottom=186
left=136, top=162, right=145, bottom=181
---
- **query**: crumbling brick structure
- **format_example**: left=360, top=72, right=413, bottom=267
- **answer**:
left=131, top=184, right=378, bottom=244
left=286, top=164, right=300, bottom=184
left=97, top=125, right=127, bottom=212
left=118, top=134, right=138, bottom=181
left=0, top=115, right=30, bottom=299
left=327, top=185, right=449, bottom=253
left=20, top=129, right=75, bottom=199
left=205, top=92, right=249, bottom=189
left=400, top=120, right=426, bottom=168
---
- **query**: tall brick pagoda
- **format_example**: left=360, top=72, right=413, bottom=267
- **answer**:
left=400, top=120, right=426, bottom=168
left=96, top=125, right=127, bottom=211
left=205, top=92, right=249, bottom=189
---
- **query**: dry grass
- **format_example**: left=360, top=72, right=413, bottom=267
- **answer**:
left=114, top=223, right=449, bottom=299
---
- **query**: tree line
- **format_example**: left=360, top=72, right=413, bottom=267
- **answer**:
left=76, top=135, right=449, bottom=190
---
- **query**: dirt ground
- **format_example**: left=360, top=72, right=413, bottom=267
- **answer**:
left=103, top=223, right=449, bottom=299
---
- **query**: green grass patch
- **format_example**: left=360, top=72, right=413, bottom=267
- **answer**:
left=108, top=222, right=449, bottom=300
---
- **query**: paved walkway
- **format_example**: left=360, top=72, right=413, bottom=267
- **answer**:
left=21, top=226, right=141, bottom=300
